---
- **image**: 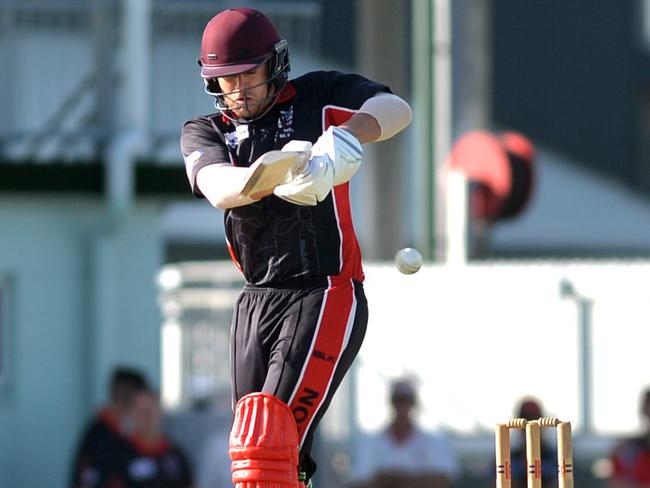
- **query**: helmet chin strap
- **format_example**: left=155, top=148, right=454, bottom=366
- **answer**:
left=212, top=86, right=279, bottom=124
left=204, top=61, right=289, bottom=124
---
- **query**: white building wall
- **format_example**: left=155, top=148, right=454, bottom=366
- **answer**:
left=358, top=262, right=650, bottom=435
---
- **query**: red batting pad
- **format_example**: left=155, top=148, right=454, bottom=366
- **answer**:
left=230, top=393, right=300, bottom=488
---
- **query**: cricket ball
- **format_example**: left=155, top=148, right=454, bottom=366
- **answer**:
left=395, top=247, right=422, bottom=274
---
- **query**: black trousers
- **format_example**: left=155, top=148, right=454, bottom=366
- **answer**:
left=230, top=276, right=368, bottom=479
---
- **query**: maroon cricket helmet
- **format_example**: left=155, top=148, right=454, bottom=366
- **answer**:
left=198, top=8, right=284, bottom=78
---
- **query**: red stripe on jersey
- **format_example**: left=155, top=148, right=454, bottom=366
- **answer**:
left=322, top=105, right=365, bottom=281
left=288, top=277, right=356, bottom=446
left=225, top=237, right=243, bottom=273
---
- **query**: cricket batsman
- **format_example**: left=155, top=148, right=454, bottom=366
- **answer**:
left=180, top=7, right=412, bottom=487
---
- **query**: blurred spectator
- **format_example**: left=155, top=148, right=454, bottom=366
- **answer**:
left=69, top=366, right=148, bottom=488
left=349, top=378, right=459, bottom=488
left=608, top=387, right=650, bottom=488
left=509, top=397, right=557, bottom=488
left=109, top=389, right=194, bottom=488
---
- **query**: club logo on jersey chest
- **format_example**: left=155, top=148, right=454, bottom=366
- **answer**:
left=224, top=130, right=238, bottom=149
left=275, top=106, right=295, bottom=142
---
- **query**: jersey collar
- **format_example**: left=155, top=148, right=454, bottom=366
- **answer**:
left=275, top=81, right=296, bottom=104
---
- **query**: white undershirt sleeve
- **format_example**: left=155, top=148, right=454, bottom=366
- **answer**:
left=196, top=163, right=259, bottom=209
left=358, top=92, right=413, bottom=141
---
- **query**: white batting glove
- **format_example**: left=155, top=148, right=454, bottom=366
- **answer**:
left=278, top=140, right=313, bottom=186
left=312, top=126, right=363, bottom=185
left=273, top=127, right=362, bottom=206
left=273, top=154, right=334, bottom=206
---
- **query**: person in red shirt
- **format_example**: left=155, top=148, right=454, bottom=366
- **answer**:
left=105, top=389, right=194, bottom=488
left=69, top=367, right=148, bottom=488
left=609, top=388, right=650, bottom=488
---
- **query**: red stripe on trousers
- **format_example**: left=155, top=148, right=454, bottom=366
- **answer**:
left=288, top=277, right=354, bottom=445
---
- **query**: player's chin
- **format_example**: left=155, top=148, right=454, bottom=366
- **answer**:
left=230, top=103, right=262, bottom=119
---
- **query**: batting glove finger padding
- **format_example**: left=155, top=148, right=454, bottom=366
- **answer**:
left=277, top=141, right=313, bottom=188
left=273, top=154, right=334, bottom=206
left=311, top=126, right=363, bottom=185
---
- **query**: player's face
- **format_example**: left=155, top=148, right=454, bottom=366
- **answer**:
left=216, top=63, right=272, bottom=119
left=131, top=392, right=161, bottom=437
left=391, top=397, right=415, bottom=419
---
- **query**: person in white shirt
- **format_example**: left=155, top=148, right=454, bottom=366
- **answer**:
left=350, top=379, right=459, bottom=488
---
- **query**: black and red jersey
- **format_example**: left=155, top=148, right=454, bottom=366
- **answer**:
left=70, top=409, right=193, bottom=488
left=611, top=436, right=650, bottom=484
left=70, top=409, right=126, bottom=488
left=181, top=70, right=390, bottom=286
left=104, top=435, right=193, bottom=488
